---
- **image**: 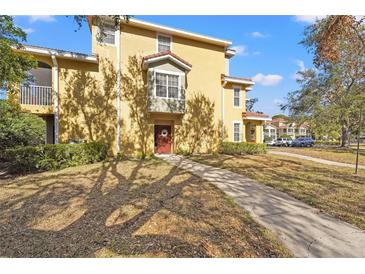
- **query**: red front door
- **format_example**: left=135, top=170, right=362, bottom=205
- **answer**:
left=155, top=125, right=172, bottom=154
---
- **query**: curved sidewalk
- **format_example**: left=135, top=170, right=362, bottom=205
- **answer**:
left=157, top=154, right=365, bottom=258
left=269, top=150, right=365, bottom=169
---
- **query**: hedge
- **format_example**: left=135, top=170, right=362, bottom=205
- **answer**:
left=3, top=141, right=108, bottom=174
left=219, top=142, right=267, bottom=155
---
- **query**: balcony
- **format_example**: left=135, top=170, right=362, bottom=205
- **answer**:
left=20, top=85, right=52, bottom=106
left=19, top=84, right=53, bottom=114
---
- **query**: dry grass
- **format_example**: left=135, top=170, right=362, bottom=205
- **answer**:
left=188, top=154, right=365, bottom=231
left=273, top=146, right=365, bottom=165
left=0, top=158, right=290, bottom=258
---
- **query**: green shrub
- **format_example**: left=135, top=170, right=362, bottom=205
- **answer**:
left=0, top=100, right=45, bottom=152
left=4, top=141, right=108, bottom=174
left=279, top=134, right=293, bottom=139
left=264, top=136, right=273, bottom=142
left=219, top=142, right=267, bottom=155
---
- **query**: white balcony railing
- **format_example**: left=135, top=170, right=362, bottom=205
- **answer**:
left=20, top=85, right=52, bottom=106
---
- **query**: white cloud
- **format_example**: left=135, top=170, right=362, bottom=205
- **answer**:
left=294, top=15, right=326, bottom=24
left=23, top=28, right=35, bottom=34
left=251, top=31, right=267, bottom=38
left=28, top=16, right=56, bottom=23
left=252, top=73, right=283, bottom=86
left=293, top=59, right=306, bottom=80
left=231, top=45, right=248, bottom=56
left=253, top=51, right=261, bottom=55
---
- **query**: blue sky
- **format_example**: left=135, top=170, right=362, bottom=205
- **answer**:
left=13, top=15, right=318, bottom=116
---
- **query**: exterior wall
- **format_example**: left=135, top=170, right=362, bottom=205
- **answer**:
left=114, top=23, right=230, bottom=154
left=223, top=82, right=247, bottom=142
left=244, top=120, right=264, bottom=143
left=56, top=57, right=116, bottom=150
left=11, top=20, right=264, bottom=155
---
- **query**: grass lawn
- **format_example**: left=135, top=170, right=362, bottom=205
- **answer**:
left=0, top=158, right=290, bottom=258
left=188, top=154, right=365, bottom=231
left=273, top=146, right=365, bottom=165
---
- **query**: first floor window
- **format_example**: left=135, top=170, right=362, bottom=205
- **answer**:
left=233, top=122, right=241, bottom=142
left=156, top=72, right=180, bottom=99
left=233, top=88, right=241, bottom=107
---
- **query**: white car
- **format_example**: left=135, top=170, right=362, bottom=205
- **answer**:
left=274, top=138, right=292, bottom=147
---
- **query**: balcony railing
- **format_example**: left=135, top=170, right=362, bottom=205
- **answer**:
left=20, top=85, right=52, bottom=106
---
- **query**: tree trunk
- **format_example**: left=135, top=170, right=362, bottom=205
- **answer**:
left=341, top=123, right=350, bottom=147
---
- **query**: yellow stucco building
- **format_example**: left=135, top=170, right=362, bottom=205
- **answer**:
left=12, top=17, right=270, bottom=155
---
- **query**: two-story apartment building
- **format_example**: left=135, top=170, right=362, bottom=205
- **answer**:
left=264, top=117, right=310, bottom=140
left=10, top=17, right=270, bottom=155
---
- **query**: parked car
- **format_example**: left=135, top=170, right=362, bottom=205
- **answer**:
left=265, top=139, right=276, bottom=146
left=274, top=138, right=292, bottom=147
left=291, top=137, right=314, bottom=147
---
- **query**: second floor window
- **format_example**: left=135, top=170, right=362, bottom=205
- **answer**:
left=156, top=72, right=179, bottom=99
left=158, top=35, right=171, bottom=52
left=233, top=87, right=241, bottom=107
left=99, top=26, right=115, bottom=45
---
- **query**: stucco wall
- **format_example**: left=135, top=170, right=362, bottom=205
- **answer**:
left=223, top=82, right=247, bottom=142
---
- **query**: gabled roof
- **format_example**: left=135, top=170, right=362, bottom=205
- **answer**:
left=142, top=50, right=192, bottom=71
left=221, top=74, right=255, bottom=86
left=15, top=44, right=98, bottom=63
left=242, top=111, right=271, bottom=121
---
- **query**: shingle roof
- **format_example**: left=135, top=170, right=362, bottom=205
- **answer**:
left=242, top=112, right=270, bottom=118
left=143, top=50, right=192, bottom=68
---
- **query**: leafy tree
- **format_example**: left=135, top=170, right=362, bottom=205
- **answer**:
left=284, top=16, right=365, bottom=147
left=272, top=114, right=288, bottom=120
left=71, top=15, right=130, bottom=41
left=0, top=100, right=45, bottom=151
left=0, top=16, right=37, bottom=92
left=246, top=97, right=258, bottom=112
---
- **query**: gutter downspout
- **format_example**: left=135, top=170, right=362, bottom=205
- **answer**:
left=51, top=53, right=59, bottom=144
left=116, top=22, right=121, bottom=154
left=221, top=80, right=227, bottom=142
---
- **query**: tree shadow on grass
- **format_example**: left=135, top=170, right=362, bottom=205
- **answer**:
left=0, top=159, right=211, bottom=257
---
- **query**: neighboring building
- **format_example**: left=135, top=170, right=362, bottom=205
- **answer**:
left=9, top=17, right=270, bottom=155
left=264, top=117, right=310, bottom=140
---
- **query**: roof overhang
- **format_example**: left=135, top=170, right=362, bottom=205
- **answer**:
left=127, top=18, right=232, bottom=48
left=225, top=48, right=236, bottom=59
left=143, top=52, right=192, bottom=71
left=243, top=116, right=271, bottom=121
left=222, top=75, right=255, bottom=86
left=14, top=45, right=98, bottom=64
left=243, top=112, right=271, bottom=121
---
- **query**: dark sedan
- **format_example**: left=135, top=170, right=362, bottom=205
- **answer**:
left=291, top=137, right=314, bottom=147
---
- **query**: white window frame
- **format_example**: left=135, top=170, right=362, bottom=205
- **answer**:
left=156, top=33, right=172, bottom=53
left=153, top=69, right=183, bottom=100
left=233, top=86, right=242, bottom=108
left=232, top=121, right=243, bottom=142
left=97, top=26, right=117, bottom=47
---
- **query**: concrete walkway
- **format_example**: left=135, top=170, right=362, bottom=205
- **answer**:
left=269, top=150, right=365, bottom=169
left=157, top=154, right=365, bottom=258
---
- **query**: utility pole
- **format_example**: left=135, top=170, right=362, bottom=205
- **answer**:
left=355, top=107, right=362, bottom=174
